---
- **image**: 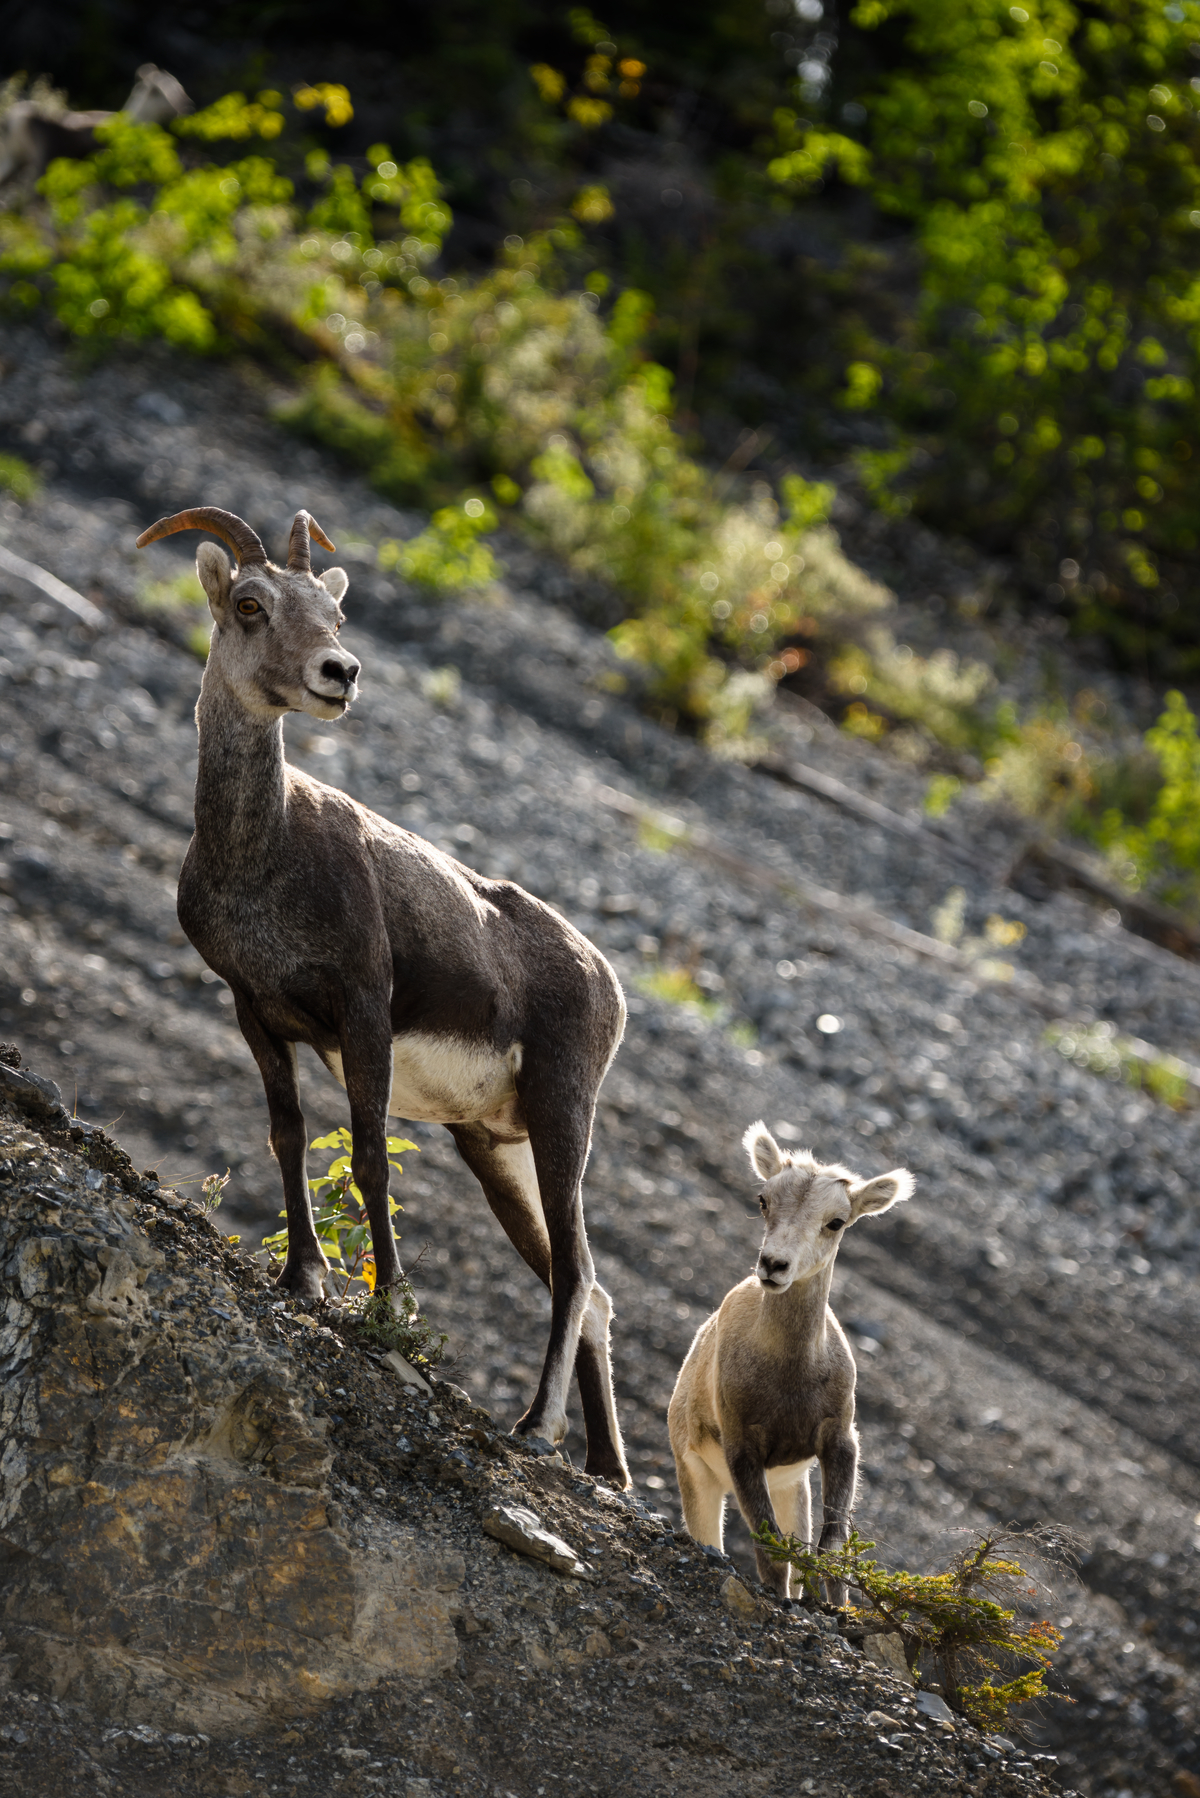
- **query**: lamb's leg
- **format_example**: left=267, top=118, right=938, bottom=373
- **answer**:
left=450, top=1121, right=628, bottom=1486
left=767, top=1467, right=813, bottom=1603
left=675, top=1448, right=727, bottom=1552
left=816, top=1425, right=859, bottom=1607
left=232, top=996, right=326, bottom=1299
left=727, top=1442, right=789, bottom=1600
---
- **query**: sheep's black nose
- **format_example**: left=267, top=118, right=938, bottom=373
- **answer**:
left=759, top=1255, right=789, bottom=1279
left=322, top=657, right=359, bottom=687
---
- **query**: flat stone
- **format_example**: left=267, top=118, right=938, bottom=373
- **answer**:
left=863, top=1630, right=913, bottom=1681
left=380, top=1349, right=432, bottom=1394
left=719, top=1574, right=767, bottom=1623
left=482, top=1503, right=590, bottom=1578
left=915, top=1690, right=956, bottom=1723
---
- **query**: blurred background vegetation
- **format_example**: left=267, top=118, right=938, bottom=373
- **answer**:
left=6, top=0, right=1200, bottom=911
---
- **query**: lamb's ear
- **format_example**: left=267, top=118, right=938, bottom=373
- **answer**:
left=196, top=541, right=231, bottom=616
left=743, top=1120, right=786, bottom=1182
left=322, top=566, right=349, bottom=602
left=848, top=1168, right=914, bottom=1220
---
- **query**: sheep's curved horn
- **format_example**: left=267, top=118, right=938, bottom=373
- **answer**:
left=287, top=509, right=336, bottom=572
left=135, top=507, right=268, bottom=567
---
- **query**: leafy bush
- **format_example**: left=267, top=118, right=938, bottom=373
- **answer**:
left=771, top=0, right=1200, bottom=669
left=0, top=452, right=38, bottom=502
left=380, top=499, right=501, bottom=594
left=0, top=89, right=891, bottom=748
left=1092, top=690, right=1200, bottom=910
left=755, top=1524, right=1069, bottom=1732
left=1045, top=1018, right=1194, bottom=1108
left=261, top=1125, right=416, bottom=1296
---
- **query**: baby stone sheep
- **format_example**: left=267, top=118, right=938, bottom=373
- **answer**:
left=668, top=1122, right=913, bottom=1602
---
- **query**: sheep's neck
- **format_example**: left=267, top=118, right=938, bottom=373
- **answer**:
left=193, top=669, right=288, bottom=878
left=767, top=1258, right=836, bottom=1354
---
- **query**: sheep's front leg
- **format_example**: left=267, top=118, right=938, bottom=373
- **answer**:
left=233, top=995, right=326, bottom=1300
left=675, top=1448, right=727, bottom=1554
left=727, top=1442, right=790, bottom=1600
left=816, top=1424, right=859, bottom=1607
left=340, top=1007, right=404, bottom=1293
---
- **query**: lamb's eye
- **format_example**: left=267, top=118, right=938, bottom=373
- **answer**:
left=237, top=598, right=260, bottom=616
left=827, top=1218, right=845, bottom=1231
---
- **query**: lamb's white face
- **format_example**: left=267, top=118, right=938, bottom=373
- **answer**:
left=742, top=1122, right=913, bottom=1293
left=197, top=541, right=358, bottom=721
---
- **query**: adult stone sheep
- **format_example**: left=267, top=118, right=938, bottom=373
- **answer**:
left=668, top=1122, right=913, bottom=1601
left=134, top=504, right=629, bottom=1487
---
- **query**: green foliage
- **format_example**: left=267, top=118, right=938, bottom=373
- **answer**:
left=1094, top=691, right=1200, bottom=910
left=138, top=570, right=207, bottom=614
left=201, top=1168, right=231, bottom=1214
left=1045, top=1019, right=1194, bottom=1108
left=0, top=452, right=38, bottom=502
left=772, top=0, right=1200, bottom=667
left=756, top=1525, right=1069, bottom=1731
left=380, top=499, right=501, bottom=594
left=634, top=965, right=720, bottom=1019
left=261, top=1126, right=417, bottom=1296
left=347, top=1285, right=448, bottom=1369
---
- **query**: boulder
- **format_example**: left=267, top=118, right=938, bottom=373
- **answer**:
left=0, top=1085, right=461, bottom=1736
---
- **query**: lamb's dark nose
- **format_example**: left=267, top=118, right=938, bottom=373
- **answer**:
left=322, top=656, right=359, bottom=688
left=759, top=1255, right=789, bottom=1281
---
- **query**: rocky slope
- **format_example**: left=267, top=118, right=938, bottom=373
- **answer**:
left=0, top=325, right=1198, bottom=1796
left=0, top=1054, right=1057, bottom=1798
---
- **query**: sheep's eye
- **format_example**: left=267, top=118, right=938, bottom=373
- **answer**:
left=237, top=598, right=260, bottom=616
left=827, top=1217, right=845, bottom=1231
left=758, top=1195, right=767, bottom=1213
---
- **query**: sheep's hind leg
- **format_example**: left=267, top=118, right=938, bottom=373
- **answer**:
left=450, top=1120, right=628, bottom=1486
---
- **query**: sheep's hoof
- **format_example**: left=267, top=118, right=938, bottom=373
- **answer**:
left=275, top=1262, right=327, bottom=1301
left=584, top=1448, right=631, bottom=1489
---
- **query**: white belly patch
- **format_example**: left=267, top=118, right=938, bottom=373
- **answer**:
left=323, top=1033, right=523, bottom=1127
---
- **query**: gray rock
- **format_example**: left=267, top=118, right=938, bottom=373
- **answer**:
left=482, top=1503, right=590, bottom=1577
left=0, top=1098, right=462, bottom=1734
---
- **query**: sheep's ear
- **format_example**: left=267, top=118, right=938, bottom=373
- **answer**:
left=196, top=541, right=231, bottom=616
left=848, top=1168, right=913, bottom=1220
left=743, top=1120, right=786, bottom=1182
left=322, top=566, right=349, bottom=602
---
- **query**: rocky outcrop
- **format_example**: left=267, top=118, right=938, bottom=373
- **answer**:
left=0, top=1070, right=461, bottom=1736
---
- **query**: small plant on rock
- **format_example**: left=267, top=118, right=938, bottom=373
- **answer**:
left=260, top=1127, right=446, bottom=1365
left=754, top=1524, right=1072, bottom=1733
left=262, top=1126, right=415, bottom=1295
left=200, top=1167, right=230, bottom=1213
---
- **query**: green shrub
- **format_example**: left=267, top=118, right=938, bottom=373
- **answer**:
left=0, top=452, right=38, bottom=502
left=380, top=498, right=500, bottom=593
left=1046, top=1019, right=1195, bottom=1108
left=769, top=0, right=1200, bottom=669
left=1093, top=691, right=1200, bottom=910
left=755, top=1524, right=1069, bottom=1732
left=0, top=94, right=892, bottom=743
left=261, top=1125, right=416, bottom=1296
